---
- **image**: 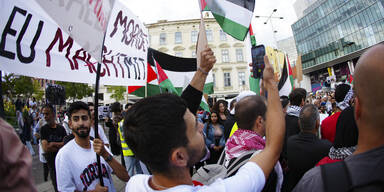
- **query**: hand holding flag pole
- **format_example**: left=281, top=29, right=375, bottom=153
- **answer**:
left=93, top=35, right=106, bottom=186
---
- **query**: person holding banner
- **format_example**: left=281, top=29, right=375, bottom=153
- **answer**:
left=55, top=101, right=129, bottom=192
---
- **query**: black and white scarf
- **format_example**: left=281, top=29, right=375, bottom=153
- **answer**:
left=286, top=105, right=302, bottom=117
left=336, top=88, right=354, bottom=110
left=329, top=146, right=356, bottom=160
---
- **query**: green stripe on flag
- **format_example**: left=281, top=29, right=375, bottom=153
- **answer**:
left=200, top=97, right=210, bottom=112
left=211, top=13, right=249, bottom=41
left=250, top=35, right=256, bottom=47
left=203, top=6, right=210, bottom=11
left=203, top=82, right=214, bottom=94
left=289, top=75, right=294, bottom=89
left=249, top=76, right=260, bottom=95
left=129, top=84, right=184, bottom=98
left=159, top=79, right=180, bottom=95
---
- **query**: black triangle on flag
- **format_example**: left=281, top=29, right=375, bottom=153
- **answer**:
left=278, top=57, right=288, bottom=91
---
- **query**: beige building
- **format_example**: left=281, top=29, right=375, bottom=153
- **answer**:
left=146, top=15, right=251, bottom=98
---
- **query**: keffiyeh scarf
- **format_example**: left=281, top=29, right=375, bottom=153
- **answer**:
left=336, top=88, right=354, bottom=110
left=225, top=129, right=265, bottom=159
left=287, top=105, right=302, bottom=117
left=329, top=146, right=356, bottom=160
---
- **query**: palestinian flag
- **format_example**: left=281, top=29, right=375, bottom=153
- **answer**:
left=154, top=58, right=179, bottom=95
left=128, top=48, right=214, bottom=97
left=206, top=0, right=255, bottom=41
left=286, top=55, right=295, bottom=89
left=278, top=56, right=293, bottom=97
left=248, top=24, right=260, bottom=95
left=199, top=0, right=210, bottom=11
left=249, top=24, right=256, bottom=46
left=200, top=95, right=210, bottom=112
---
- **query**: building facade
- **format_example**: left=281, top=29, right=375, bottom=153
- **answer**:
left=146, top=15, right=250, bottom=98
left=277, top=36, right=298, bottom=66
left=293, top=0, right=317, bottom=19
left=292, top=0, right=384, bottom=87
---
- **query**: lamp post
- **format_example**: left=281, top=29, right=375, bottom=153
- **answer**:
left=255, top=9, right=284, bottom=47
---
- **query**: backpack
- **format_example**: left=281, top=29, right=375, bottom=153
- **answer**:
left=321, top=160, right=384, bottom=192
left=192, top=149, right=255, bottom=185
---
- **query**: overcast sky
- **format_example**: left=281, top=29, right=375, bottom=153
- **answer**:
left=123, top=0, right=298, bottom=47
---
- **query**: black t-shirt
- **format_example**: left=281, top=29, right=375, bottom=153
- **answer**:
left=40, top=124, right=67, bottom=161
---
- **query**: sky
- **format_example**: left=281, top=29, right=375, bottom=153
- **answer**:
left=123, top=0, right=298, bottom=47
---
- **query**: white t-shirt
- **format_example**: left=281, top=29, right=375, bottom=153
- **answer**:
left=55, top=140, right=115, bottom=192
left=319, top=113, right=328, bottom=125
left=125, top=162, right=265, bottom=192
left=90, top=125, right=110, bottom=145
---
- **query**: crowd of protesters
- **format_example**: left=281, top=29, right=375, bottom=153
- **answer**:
left=1, top=44, right=384, bottom=192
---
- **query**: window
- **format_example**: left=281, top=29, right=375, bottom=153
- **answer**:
left=224, top=72, right=231, bottom=87
left=191, top=31, right=198, bottom=43
left=160, top=33, right=166, bottom=45
left=238, top=72, right=246, bottom=86
left=220, top=30, right=227, bottom=41
left=175, top=32, right=182, bottom=44
left=175, top=52, right=183, bottom=57
left=222, top=49, right=229, bottom=62
left=212, top=73, right=216, bottom=87
left=236, top=49, right=243, bottom=62
left=206, top=29, right=213, bottom=42
left=192, top=51, right=196, bottom=58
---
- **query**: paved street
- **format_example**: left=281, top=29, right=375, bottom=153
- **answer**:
left=31, top=145, right=127, bottom=192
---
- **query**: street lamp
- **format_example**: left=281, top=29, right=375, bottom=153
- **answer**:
left=254, top=9, right=284, bottom=47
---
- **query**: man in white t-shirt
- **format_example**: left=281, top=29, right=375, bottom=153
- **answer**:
left=123, top=54, right=285, bottom=191
left=55, top=101, right=129, bottom=192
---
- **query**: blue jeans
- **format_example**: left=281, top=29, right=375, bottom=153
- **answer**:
left=25, top=141, right=35, bottom=156
left=124, top=156, right=143, bottom=176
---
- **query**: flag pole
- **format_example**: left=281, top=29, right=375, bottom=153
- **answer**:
left=0, top=70, right=4, bottom=118
left=93, top=32, right=107, bottom=188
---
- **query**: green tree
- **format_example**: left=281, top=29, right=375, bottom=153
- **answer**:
left=56, top=81, right=93, bottom=101
left=2, top=73, right=16, bottom=98
left=14, top=75, right=38, bottom=97
left=107, top=86, right=126, bottom=102
left=33, top=80, right=44, bottom=101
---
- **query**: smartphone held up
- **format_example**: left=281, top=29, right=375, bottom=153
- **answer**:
left=251, top=45, right=266, bottom=79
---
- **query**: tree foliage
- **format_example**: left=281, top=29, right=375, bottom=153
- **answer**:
left=56, top=81, right=93, bottom=101
left=107, top=86, right=126, bottom=102
left=33, top=80, right=45, bottom=101
left=2, top=74, right=43, bottom=101
left=2, top=73, right=16, bottom=98
left=13, top=75, right=39, bottom=97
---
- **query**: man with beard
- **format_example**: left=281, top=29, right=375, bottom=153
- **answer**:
left=40, top=104, right=67, bottom=192
left=123, top=55, right=285, bottom=191
left=55, top=101, right=129, bottom=192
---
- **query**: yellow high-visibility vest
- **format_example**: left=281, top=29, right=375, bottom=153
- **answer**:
left=118, top=120, right=134, bottom=156
left=229, top=122, right=238, bottom=138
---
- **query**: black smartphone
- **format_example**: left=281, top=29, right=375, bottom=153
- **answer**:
left=251, top=45, right=266, bottom=79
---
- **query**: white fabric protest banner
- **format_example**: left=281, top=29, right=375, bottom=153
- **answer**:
left=0, top=0, right=148, bottom=86
left=35, top=0, right=115, bottom=63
